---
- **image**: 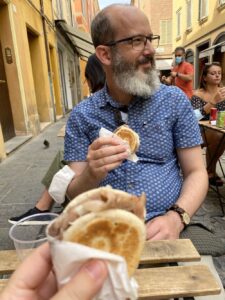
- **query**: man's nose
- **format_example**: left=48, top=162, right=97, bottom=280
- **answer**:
left=143, top=39, right=155, bottom=54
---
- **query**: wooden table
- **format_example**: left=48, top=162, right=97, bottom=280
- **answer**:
left=0, top=239, right=222, bottom=299
left=199, top=121, right=225, bottom=214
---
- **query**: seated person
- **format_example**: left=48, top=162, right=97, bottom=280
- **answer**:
left=191, top=62, right=225, bottom=186
left=8, top=54, right=106, bottom=224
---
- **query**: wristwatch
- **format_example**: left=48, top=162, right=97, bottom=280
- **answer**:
left=167, top=204, right=190, bottom=227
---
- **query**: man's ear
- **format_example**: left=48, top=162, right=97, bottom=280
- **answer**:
left=95, top=45, right=112, bottom=66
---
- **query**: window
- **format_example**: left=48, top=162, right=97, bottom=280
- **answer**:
left=199, top=0, right=208, bottom=20
left=160, top=20, right=172, bottom=45
left=186, top=0, right=192, bottom=29
left=176, top=9, right=181, bottom=37
left=81, top=0, right=87, bottom=21
left=219, top=0, right=225, bottom=5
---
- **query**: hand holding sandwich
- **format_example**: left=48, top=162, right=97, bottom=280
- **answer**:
left=67, top=126, right=139, bottom=201
left=1, top=243, right=108, bottom=300
left=86, top=136, right=130, bottom=182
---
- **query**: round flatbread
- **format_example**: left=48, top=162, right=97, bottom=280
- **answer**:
left=114, top=125, right=140, bottom=154
left=63, top=209, right=146, bottom=277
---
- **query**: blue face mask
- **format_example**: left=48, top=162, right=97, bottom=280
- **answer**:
left=175, top=56, right=183, bottom=64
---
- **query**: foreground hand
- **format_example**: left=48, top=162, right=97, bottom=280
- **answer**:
left=1, top=243, right=108, bottom=300
left=86, top=136, right=129, bottom=182
left=146, top=211, right=184, bottom=240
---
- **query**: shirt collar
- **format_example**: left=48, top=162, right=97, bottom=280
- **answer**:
left=99, top=84, right=150, bottom=110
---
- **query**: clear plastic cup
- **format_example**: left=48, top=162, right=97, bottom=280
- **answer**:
left=9, top=212, right=58, bottom=261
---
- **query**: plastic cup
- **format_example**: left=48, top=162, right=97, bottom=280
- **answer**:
left=9, top=212, right=58, bottom=261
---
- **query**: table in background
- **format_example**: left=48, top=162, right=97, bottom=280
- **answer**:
left=199, top=121, right=225, bottom=214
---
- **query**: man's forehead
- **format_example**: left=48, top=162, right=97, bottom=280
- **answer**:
left=175, top=50, right=184, bottom=56
left=106, top=5, right=151, bottom=36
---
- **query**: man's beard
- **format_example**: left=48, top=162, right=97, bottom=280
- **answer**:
left=111, top=50, right=160, bottom=98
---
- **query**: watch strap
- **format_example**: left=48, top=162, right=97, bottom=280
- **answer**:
left=167, top=204, right=190, bottom=226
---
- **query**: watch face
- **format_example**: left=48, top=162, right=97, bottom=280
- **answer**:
left=182, top=212, right=190, bottom=225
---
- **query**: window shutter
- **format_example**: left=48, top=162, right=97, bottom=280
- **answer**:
left=160, top=20, right=172, bottom=45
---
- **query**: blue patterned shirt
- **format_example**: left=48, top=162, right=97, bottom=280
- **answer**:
left=64, top=84, right=202, bottom=221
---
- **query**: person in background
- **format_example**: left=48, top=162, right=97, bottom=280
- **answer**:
left=191, top=62, right=225, bottom=186
left=161, top=47, right=194, bottom=99
left=64, top=4, right=208, bottom=241
left=0, top=243, right=108, bottom=300
left=8, top=54, right=106, bottom=224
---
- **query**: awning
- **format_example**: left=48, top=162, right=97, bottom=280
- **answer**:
left=199, top=41, right=225, bottom=58
left=155, top=59, right=173, bottom=70
left=55, top=20, right=95, bottom=60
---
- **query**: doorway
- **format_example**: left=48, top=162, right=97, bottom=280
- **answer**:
left=0, top=41, right=15, bottom=141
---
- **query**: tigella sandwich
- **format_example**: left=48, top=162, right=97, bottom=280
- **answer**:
left=48, top=186, right=146, bottom=277
left=114, top=125, right=140, bottom=155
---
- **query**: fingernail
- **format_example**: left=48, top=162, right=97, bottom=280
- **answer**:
left=84, top=260, right=105, bottom=279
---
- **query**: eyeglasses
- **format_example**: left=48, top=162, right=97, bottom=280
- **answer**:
left=104, top=34, right=160, bottom=51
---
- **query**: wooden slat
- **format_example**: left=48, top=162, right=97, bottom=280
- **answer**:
left=140, top=239, right=200, bottom=264
left=0, top=239, right=200, bottom=273
left=135, top=264, right=221, bottom=299
left=0, top=279, right=8, bottom=292
left=0, top=250, right=19, bottom=274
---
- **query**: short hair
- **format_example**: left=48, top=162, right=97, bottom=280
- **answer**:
left=199, top=62, right=222, bottom=90
left=85, top=54, right=105, bottom=93
left=91, top=8, right=115, bottom=47
left=174, top=46, right=186, bottom=55
left=91, top=4, right=130, bottom=48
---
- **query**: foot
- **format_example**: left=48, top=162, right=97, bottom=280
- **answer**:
left=8, top=207, right=50, bottom=225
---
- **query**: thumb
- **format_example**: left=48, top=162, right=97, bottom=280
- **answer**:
left=51, top=260, right=108, bottom=300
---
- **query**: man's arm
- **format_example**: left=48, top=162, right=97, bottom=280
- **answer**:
left=146, top=146, right=208, bottom=240
left=172, top=146, right=208, bottom=216
left=66, top=136, right=129, bottom=199
left=170, top=71, right=193, bottom=82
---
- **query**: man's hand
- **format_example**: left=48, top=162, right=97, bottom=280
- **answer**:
left=170, top=71, right=177, bottom=78
left=146, top=211, right=184, bottom=240
left=86, top=136, right=129, bottom=182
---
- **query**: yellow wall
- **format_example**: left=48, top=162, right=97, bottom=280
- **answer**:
left=0, top=0, right=63, bottom=159
left=173, top=0, right=225, bottom=48
left=0, top=123, right=6, bottom=161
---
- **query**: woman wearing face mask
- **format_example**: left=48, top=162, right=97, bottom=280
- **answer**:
left=191, top=62, right=225, bottom=186
left=161, top=47, right=194, bottom=99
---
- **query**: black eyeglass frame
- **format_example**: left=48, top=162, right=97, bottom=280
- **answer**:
left=103, top=34, right=160, bottom=50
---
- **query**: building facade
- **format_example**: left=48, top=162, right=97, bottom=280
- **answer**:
left=131, top=0, right=173, bottom=75
left=0, top=0, right=62, bottom=160
left=173, top=0, right=225, bottom=88
left=0, top=0, right=98, bottom=161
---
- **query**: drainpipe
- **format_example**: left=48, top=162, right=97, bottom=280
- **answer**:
left=40, top=0, right=56, bottom=122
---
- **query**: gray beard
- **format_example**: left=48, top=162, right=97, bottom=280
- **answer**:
left=111, top=51, right=160, bottom=98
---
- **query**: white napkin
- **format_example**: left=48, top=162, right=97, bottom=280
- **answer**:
left=99, top=127, right=139, bottom=163
left=49, top=239, right=138, bottom=300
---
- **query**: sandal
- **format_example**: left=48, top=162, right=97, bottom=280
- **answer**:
left=209, top=176, right=224, bottom=187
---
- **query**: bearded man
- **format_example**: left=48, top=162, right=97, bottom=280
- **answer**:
left=64, top=4, right=208, bottom=241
